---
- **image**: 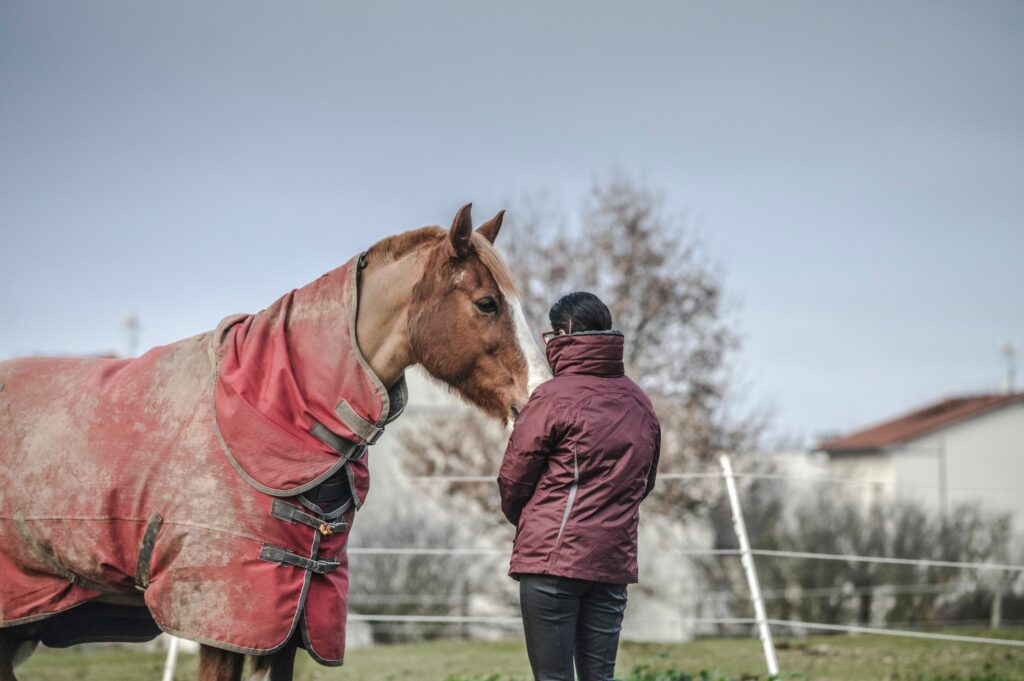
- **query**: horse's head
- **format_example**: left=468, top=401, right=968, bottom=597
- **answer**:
left=407, top=204, right=549, bottom=423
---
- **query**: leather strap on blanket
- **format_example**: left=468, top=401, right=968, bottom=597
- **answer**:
left=309, top=420, right=368, bottom=458
left=333, top=401, right=385, bottom=445
left=259, top=544, right=341, bottom=575
left=134, top=512, right=163, bottom=591
left=270, top=499, right=347, bottom=536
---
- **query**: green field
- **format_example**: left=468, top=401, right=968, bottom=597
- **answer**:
left=18, top=630, right=1024, bottom=681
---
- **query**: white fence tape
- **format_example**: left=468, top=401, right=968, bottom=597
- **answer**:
left=764, top=620, right=1024, bottom=648
left=350, top=614, right=522, bottom=624
left=351, top=545, right=1024, bottom=573
left=407, top=470, right=1024, bottom=494
left=749, top=548, right=1024, bottom=572
left=350, top=547, right=505, bottom=556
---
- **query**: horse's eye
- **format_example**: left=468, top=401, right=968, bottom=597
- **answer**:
left=474, top=296, right=499, bottom=314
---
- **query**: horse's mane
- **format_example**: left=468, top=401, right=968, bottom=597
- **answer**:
left=366, top=226, right=445, bottom=263
left=367, top=227, right=517, bottom=294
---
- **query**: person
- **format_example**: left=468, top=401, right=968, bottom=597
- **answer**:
left=497, top=292, right=661, bottom=681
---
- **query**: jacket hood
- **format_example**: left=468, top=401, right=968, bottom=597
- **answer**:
left=545, top=330, right=625, bottom=377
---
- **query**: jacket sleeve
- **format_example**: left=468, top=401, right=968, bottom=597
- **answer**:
left=497, top=393, right=561, bottom=525
left=642, top=420, right=661, bottom=500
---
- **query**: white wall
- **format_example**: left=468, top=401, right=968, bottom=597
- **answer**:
left=825, top=401, right=1024, bottom=521
left=896, top=400, right=1024, bottom=519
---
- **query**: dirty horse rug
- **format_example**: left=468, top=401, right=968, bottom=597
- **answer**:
left=0, top=254, right=406, bottom=665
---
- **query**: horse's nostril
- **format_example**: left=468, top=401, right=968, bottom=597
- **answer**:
left=510, top=404, right=521, bottom=418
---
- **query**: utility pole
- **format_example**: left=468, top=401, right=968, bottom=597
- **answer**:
left=1002, top=343, right=1016, bottom=394
left=937, top=437, right=947, bottom=520
left=122, top=314, right=140, bottom=358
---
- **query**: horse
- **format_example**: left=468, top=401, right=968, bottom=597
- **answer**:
left=0, top=204, right=550, bottom=681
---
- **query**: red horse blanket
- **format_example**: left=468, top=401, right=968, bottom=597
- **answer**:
left=0, top=254, right=405, bottom=664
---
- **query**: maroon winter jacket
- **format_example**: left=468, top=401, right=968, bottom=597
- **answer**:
left=497, top=330, right=661, bottom=584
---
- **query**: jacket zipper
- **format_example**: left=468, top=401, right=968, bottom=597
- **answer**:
left=556, top=445, right=579, bottom=544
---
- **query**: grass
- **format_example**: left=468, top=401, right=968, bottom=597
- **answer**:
left=17, top=629, right=1024, bottom=681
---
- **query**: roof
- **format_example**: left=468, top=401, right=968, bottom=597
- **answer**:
left=817, top=393, right=1024, bottom=452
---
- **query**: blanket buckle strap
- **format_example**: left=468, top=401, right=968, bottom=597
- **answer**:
left=334, top=401, right=385, bottom=446
left=134, top=512, right=163, bottom=592
left=309, top=420, right=365, bottom=462
left=270, top=499, right=348, bottom=536
left=259, top=544, right=341, bottom=575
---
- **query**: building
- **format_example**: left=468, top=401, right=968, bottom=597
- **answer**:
left=816, top=393, right=1024, bottom=520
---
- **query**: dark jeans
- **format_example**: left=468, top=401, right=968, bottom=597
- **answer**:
left=518, top=574, right=628, bottom=681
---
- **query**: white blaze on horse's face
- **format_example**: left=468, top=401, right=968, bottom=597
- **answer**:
left=508, top=294, right=551, bottom=396
left=503, top=293, right=551, bottom=429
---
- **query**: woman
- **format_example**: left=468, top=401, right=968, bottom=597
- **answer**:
left=498, top=292, right=661, bottom=681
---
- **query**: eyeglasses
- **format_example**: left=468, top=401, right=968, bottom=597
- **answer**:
left=541, top=331, right=559, bottom=344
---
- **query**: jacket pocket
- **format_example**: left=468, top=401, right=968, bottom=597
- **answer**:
left=555, top=445, right=580, bottom=546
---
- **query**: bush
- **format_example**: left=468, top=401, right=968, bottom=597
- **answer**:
left=700, top=481, right=1023, bottom=631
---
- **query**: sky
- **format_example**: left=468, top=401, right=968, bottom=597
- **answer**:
left=1, top=1, right=1022, bottom=446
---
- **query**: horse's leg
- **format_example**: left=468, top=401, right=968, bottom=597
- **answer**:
left=0, top=633, right=20, bottom=681
left=0, top=621, right=42, bottom=681
left=199, top=644, right=244, bottom=681
left=248, top=654, right=270, bottom=681
left=266, top=635, right=299, bottom=681
left=247, top=634, right=298, bottom=681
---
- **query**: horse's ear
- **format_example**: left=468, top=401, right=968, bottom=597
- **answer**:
left=476, top=210, right=505, bottom=244
left=447, top=203, right=474, bottom=258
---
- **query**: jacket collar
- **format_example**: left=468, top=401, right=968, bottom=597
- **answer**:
left=545, top=330, right=625, bottom=377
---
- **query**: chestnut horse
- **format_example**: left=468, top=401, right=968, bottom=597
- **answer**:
left=0, top=205, right=549, bottom=681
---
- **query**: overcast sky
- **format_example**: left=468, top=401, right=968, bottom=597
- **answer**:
left=2, top=1, right=1022, bottom=445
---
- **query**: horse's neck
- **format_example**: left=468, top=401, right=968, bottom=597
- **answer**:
left=354, top=251, right=426, bottom=389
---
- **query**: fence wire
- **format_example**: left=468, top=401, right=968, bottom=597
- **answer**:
left=350, top=545, right=1024, bottom=573
left=405, top=469, right=1024, bottom=494
left=355, top=464, right=1024, bottom=663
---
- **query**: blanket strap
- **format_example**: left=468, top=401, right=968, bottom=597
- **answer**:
left=259, top=544, right=341, bottom=575
left=134, top=512, right=163, bottom=591
left=270, top=499, right=347, bottom=536
left=13, top=511, right=118, bottom=594
left=309, top=421, right=366, bottom=460
left=334, top=401, right=385, bottom=445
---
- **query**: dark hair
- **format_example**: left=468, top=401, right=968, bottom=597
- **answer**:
left=548, top=292, right=612, bottom=334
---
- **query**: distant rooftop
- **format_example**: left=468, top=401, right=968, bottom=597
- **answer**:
left=817, top=393, right=1024, bottom=452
